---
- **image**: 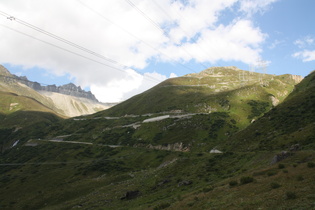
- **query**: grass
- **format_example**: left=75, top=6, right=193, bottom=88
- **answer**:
left=3, top=140, right=313, bottom=210
left=0, top=91, right=57, bottom=115
left=0, top=68, right=314, bottom=209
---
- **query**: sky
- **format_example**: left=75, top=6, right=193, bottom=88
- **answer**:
left=0, top=0, right=314, bottom=103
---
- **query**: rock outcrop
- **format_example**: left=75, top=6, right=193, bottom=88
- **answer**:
left=18, top=78, right=98, bottom=102
left=0, top=65, right=98, bottom=102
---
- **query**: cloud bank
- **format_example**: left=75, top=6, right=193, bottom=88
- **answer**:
left=293, top=36, right=315, bottom=62
left=0, top=0, right=276, bottom=102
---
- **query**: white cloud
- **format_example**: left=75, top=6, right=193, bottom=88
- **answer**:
left=90, top=70, right=170, bottom=103
left=239, top=0, right=279, bottom=16
left=169, top=72, right=178, bottom=78
left=0, top=0, right=273, bottom=102
left=162, top=19, right=266, bottom=64
left=294, top=36, right=314, bottom=48
left=293, top=50, right=315, bottom=62
left=269, top=39, right=284, bottom=49
left=293, top=36, right=315, bottom=62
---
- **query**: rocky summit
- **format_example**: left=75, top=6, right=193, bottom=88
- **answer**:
left=0, top=65, right=111, bottom=117
left=17, top=77, right=98, bottom=102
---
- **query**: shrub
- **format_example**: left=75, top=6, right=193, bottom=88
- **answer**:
left=278, top=163, right=285, bottom=169
left=283, top=169, right=288, bottom=173
left=296, top=175, right=304, bottom=181
left=154, top=202, right=170, bottom=210
left=267, top=170, right=277, bottom=176
left=240, top=176, right=254, bottom=185
left=202, top=187, right=213, bottom=192
left=307, top=162, right=315, bottom=168
left=286, top=191, right=297, bottom=200
left=270, top=182, right=281, bottom=189
left=229, top=180, right=238, bottom=187
left=187, top=202, right=195, bottom=207
left=292, top=163, right=298, bottom=168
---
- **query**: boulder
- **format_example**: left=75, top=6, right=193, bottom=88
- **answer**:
left=178, top=180, right=192, bottom=187
left=271, top=151, right=291, bottom=164
left=121, top=190, right=140, bottom=200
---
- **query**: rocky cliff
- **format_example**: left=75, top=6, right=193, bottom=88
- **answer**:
left=0, top=65, right=113, bottom=117
left=0, top=65, right=98, bottom=101
left=17, top=77, right=98, bottom=102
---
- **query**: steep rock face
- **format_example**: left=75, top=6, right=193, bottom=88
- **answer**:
left=1, top=65, right=98, bottom=102
left=17, top=78, right=98, bottom=102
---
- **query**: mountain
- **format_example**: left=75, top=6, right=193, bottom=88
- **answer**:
left=1, top=67, right=314, bottom=210
left=17, top=77, right=98, bottom=102
left=0, top=65, right=112, bottom=117
left=85, top=66, right=302, bottom=151
left=101, top=66, right=302, bottom=117
left=224, top=69, right=315, bottom=151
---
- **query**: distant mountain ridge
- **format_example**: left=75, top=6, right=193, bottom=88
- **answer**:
left=17, top=77, right=99, bottom=102
left=0, top=65, right=112, bottom=117
left=0, top=66, right=98, bottom=101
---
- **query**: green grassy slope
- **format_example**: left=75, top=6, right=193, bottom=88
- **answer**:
left=100, top=67, right=300, bottom=116
left=0, top=91, right=58, bottom=115
left=0, top=65, right=66, bottom=116
left=57, top=67, right=300, bottom=152
left=0, top=140, right=313, bottom=209
left=0, top=67, right=313, bottom=210
left=224, top=70, right=315, bottom=151
left=0, top=110, right=62, bottom=152
left=0, top=67, right=301, bottom=153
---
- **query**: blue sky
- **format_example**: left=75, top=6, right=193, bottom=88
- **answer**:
left=0, top=0, right=314, bottom=102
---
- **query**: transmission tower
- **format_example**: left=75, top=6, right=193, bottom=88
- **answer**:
left=249, top=60, right=267, bottom=83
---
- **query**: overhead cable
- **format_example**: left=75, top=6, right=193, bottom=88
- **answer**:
left=76, top=0, right=198, bottom=73
left=123, top=0, right=208, bottom=71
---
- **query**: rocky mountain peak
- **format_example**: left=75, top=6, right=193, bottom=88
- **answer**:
left=0, top=65, right=99, bottom=102
left=0, top=65, right=13, bottom=77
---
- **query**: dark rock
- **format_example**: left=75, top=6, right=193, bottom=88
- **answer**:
left=178, top=180, right=192, bottom=187
left=121, top=190, right=140, bottom=200
left=289, top=144, right=300, bottom=152
left=20, top=79, right=98, bottom=101
left=157, top=179, right=171, bottom=186
left=271, top=151, right=291, bottom=164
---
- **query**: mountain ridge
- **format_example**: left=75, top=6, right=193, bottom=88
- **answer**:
left=0, top=65, right=98, bottom=102
left=0, top=65, right=111, bottom=117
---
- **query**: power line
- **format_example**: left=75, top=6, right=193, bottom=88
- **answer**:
left=0, top=11, right=120, bottom=67
left=0, top=24, right=127, bottom=74
left=76, top=0, right=198, bottom=73
left=125, top=0, right=165, bottom=36
left=124, top=0, right=208, bottom=71
left=0, top=11, right=161, bottom=83
left=151, top=0, right=221, bottom=70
